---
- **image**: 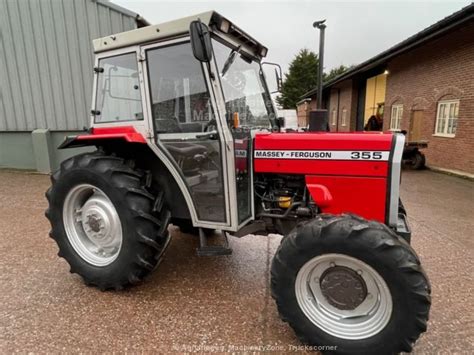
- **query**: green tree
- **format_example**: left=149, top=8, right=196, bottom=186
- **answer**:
left=323, top=64, right=353, bottom=83
left=277, top=49, right=319, bottom=109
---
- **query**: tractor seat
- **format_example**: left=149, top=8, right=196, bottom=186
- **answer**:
left=166, top=142, right=208, bottom=158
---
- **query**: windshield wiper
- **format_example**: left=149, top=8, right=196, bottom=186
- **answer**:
left=221, top=45, right=241, bottom=76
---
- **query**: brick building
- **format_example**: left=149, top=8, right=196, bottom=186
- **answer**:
left=300, top=4, right=474, bottom=175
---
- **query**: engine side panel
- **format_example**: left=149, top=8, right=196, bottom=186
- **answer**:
left=306, top=175, right=387, bottom=222
left=254, top=132, right=393, bottom=176
left=254, top=132, right=396, bottom=224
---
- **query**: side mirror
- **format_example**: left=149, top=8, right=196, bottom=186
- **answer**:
left=262, top=62, right=283, bottom=93
left=190, top=20, right=213, bottom=62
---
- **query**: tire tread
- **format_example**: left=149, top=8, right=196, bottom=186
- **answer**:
left=45, top=151, right=171, bottom=290
left=271, top=214, right=431, bottom=354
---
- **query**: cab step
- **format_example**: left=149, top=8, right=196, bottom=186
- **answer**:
left=196, top=229, right=232, bottom=256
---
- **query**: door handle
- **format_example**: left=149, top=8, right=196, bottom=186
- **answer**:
left=196, top=131, right=218, bottom=140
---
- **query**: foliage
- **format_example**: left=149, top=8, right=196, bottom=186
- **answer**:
left=323, top=64, right=353, bottom=83
left=276, top=49, right=354, bottom=109
left=276, top=49, right=319, bottom=109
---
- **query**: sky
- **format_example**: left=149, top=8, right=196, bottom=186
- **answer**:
left=113, top=0, right=471, bottom=76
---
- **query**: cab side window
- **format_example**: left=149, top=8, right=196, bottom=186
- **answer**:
left=147, top=42, right=212, bottom=133
left=95, top=53, right=143, bottom=123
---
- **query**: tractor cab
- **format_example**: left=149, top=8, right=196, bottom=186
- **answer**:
left=89, top=12, right=275, bottom=232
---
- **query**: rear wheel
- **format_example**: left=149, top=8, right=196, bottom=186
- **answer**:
left=45, top=151, right=171, bottom=290
left=411, top=151, right=426, bottom=170
left=271, top=214, right=431, bottom=354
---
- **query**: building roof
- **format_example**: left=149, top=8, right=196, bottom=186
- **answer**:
left=93, top=10, right=267, bottom=56
left=97, top=0, right=150, bottom=27
left=301, top=3, right=474, bottom=99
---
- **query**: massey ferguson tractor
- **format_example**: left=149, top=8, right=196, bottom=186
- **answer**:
left=45, top=12, right=430, bottom=354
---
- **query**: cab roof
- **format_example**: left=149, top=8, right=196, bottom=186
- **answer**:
left=92, top=10, right=268, bottom=58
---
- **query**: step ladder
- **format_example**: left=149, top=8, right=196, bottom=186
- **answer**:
left=196, top=228, right=232, bottom=256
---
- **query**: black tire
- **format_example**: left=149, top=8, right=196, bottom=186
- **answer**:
left=411, top=152, right=426, bottom=170
left=271, top=214, right=431, bottom=355
left=45, top=151, right=171, bottom=290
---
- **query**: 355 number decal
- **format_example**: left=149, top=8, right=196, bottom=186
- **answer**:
left=351, top=151, right=383, bottom=160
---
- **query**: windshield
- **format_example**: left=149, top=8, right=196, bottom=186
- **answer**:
left=212, top=39, right=275, bottom=128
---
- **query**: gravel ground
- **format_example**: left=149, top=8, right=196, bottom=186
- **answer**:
left=0, top=169, right=473, bottom=353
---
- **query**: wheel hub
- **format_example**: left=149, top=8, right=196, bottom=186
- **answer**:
left=320, top=266, right=367, bottom=310
left=63, top=184, right=123, bottom=266
left=295, top=253, right=393, bottom=340
left=80, top=194, right=119, bottom=249
left=86, top=214, right=102, bottom=233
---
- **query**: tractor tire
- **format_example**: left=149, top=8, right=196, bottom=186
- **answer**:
left=411, top=151, right=426, bottom=170
left=271, top=214, right=431, bottom=355
left=45, top=151, right=171, bottom=290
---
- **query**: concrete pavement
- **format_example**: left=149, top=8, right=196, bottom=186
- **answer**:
left=0, top=169, right=473, bottom=353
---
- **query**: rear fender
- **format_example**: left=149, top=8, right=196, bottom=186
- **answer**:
left=59, top=130, right=191, bottom=220
left=58, top=126, right=146, bottom=149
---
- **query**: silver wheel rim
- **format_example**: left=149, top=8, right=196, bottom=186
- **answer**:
left=295, top=253, right=392, bottom=340
left=63, top=184, right=123, bottom=267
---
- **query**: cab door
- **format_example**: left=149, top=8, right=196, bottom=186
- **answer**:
left=141, top=39, right=232, bottom=228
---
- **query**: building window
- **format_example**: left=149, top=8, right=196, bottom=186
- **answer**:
left=331, top=109, right=337, bottom=126
left=341, top=108, right=347, bottom=126
left=390, top=104, right=403, bottom=130
left=434, top=100, right=459, bottom=137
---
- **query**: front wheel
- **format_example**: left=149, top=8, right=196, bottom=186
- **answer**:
left=271, top=214, right=431, bottom=354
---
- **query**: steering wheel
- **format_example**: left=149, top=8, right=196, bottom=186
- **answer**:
left=204, top=118, right=217, bottom=132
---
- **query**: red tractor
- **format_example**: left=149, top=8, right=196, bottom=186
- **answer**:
left=46, top=12, right=430, bottom=354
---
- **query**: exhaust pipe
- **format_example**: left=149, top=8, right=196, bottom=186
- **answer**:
left=308, top=109, right=329, bottom=132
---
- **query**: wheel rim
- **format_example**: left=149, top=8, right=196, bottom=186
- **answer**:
left=63, top=184, right=123, bottom=267
left=295, top=253, right=392, bottom=340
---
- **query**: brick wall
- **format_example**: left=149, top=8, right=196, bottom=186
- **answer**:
left=328, top=80, right=358, bottom=132
left=296, top=98, right=318, bottom=127
left=383, top=22, right=474, bottom=174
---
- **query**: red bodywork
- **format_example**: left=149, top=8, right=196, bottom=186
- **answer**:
left=62, top=125, right=395, bottom=224
left=59, top=126, right=146, bottom=149
left=78, top=126, right=146, bottom=143
left=254, top=132, right=394, bottom=223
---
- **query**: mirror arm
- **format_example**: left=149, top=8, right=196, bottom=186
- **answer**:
left=262, top=61, right=283, bottom=92
left=208, top=63, right=215, bottom=80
